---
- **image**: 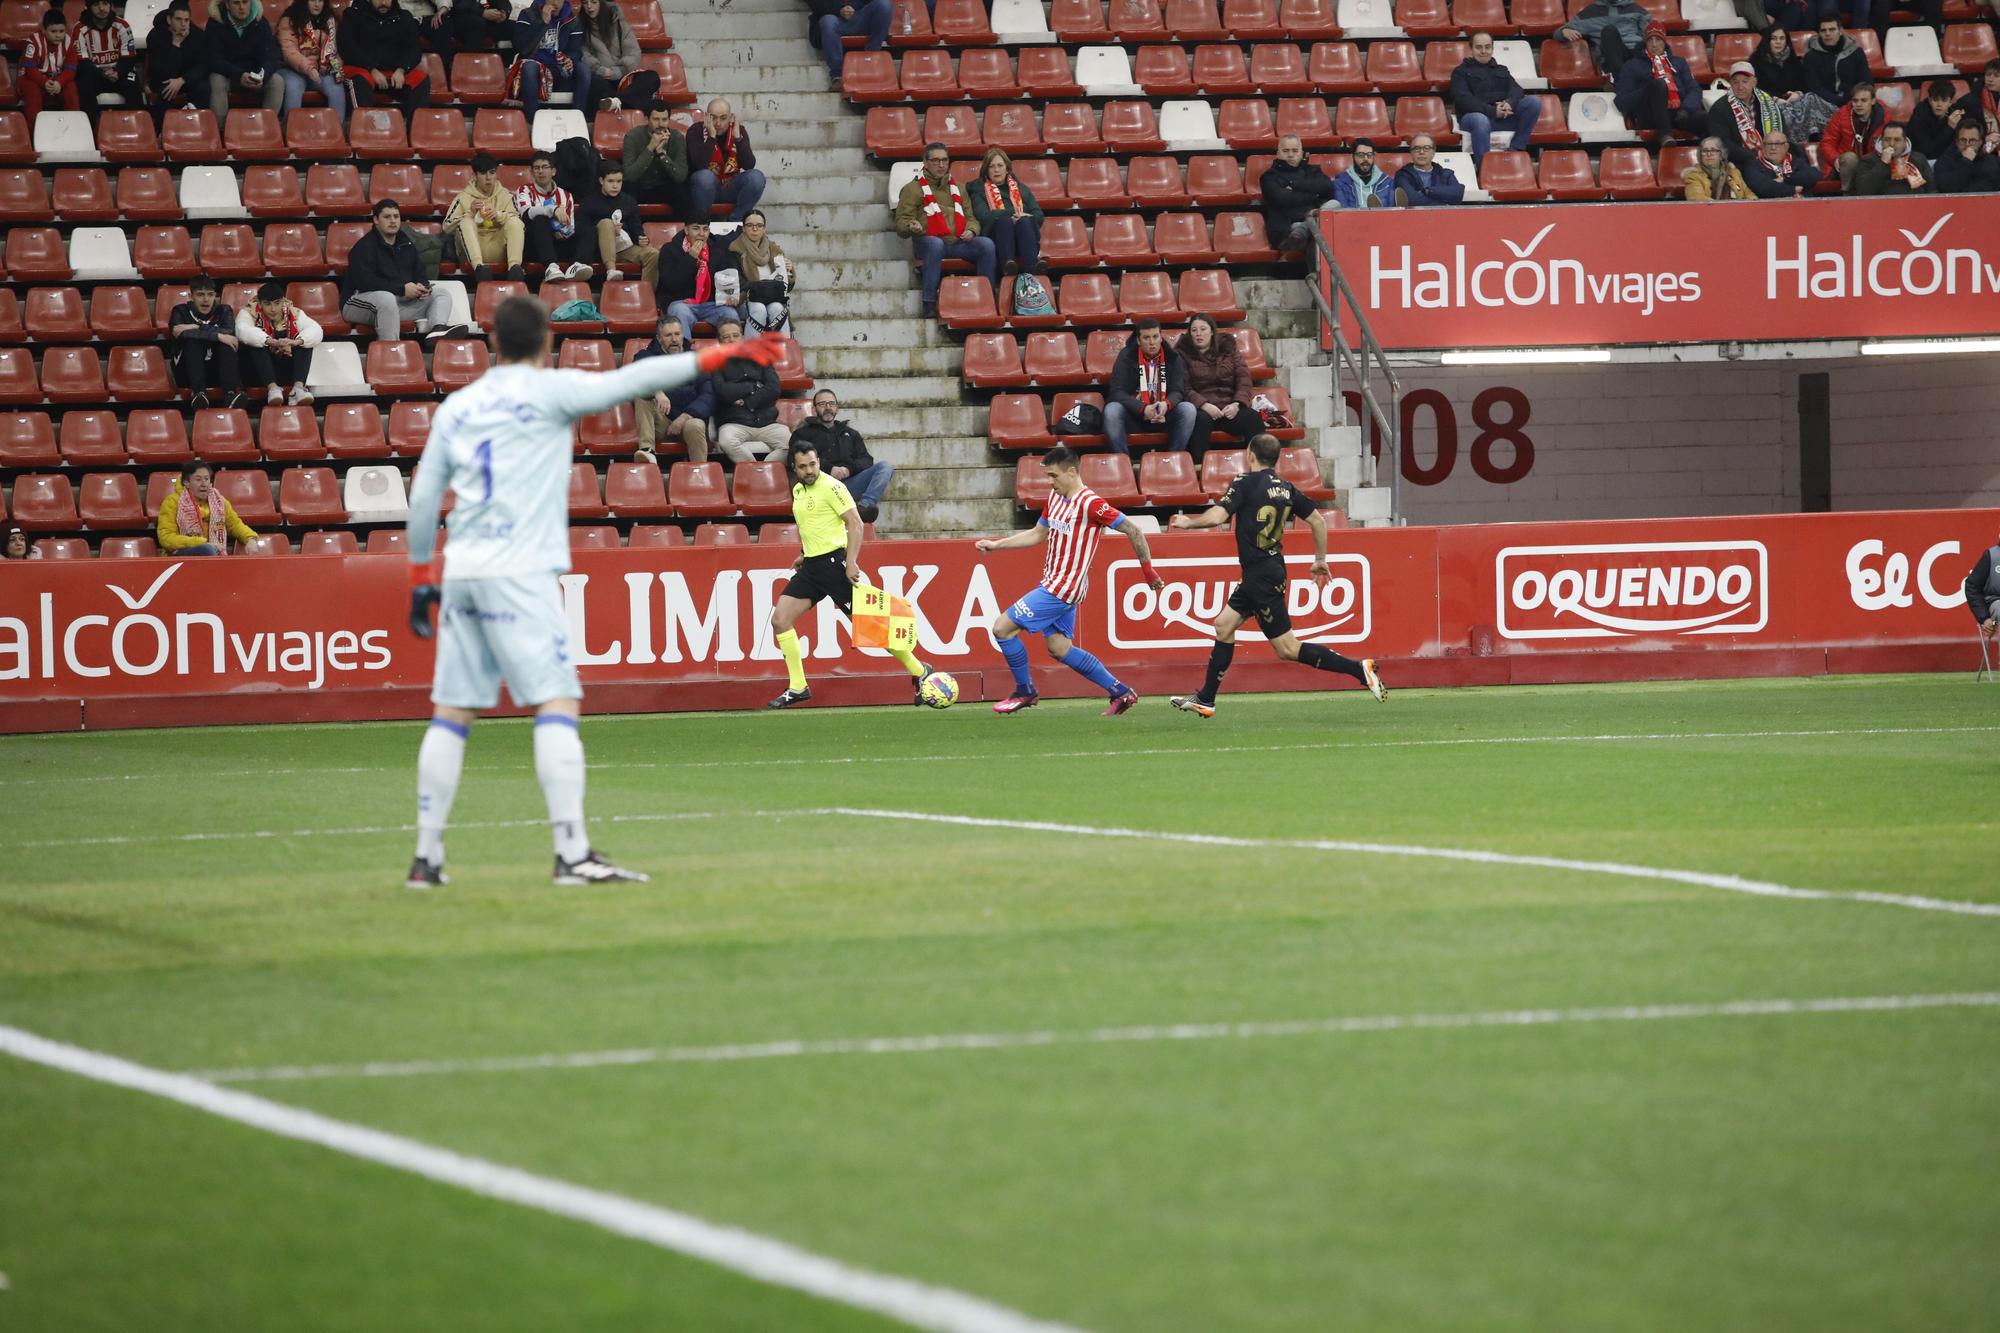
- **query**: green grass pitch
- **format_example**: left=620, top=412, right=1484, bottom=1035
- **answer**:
left=1, top=674, right=1996, bottom=1333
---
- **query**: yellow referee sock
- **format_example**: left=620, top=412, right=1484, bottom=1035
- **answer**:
left=777, top=630, right=807, bottom=691
left=890, top=647, right=925, bottom=678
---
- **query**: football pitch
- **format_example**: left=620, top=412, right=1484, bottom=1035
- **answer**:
left=1, top=674, right=1996, bottom=1333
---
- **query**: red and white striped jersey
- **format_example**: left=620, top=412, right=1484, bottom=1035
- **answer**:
left=73, top=17, right=134, bottom=72
left=1036, top=484, right=1125, bottom=603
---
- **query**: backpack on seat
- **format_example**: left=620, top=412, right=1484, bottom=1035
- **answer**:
left=1011, top=272, right=1055, bottom=317
left=1053, top=401, right=1102, bottom=434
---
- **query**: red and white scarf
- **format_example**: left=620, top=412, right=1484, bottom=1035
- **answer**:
left=982, top=176, right=1023, bottom=217
left=707, top=127, right=740, bottom=182
left=251, top=303, right=300, bottom=342
left=919, top=175, right=968, bottom=238
left=1727, top=90, right=1781, bottom=151
left=1136, top=347, right=1166, bottom=406
left=175, top=484, right=229, bottom=552
left=1650, top=49, right=1681, bottom=109
left=688, top=239, right=711, bottom=303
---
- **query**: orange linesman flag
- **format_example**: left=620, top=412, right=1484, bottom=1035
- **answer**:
left=851, top=583, right=917, bottom=654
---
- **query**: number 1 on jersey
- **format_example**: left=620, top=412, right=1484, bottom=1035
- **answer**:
left=473, top=439, right=494, bottom=503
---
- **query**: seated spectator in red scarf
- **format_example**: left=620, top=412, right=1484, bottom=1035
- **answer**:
left=895, top=142, right=996, bottom=319
left=339, top=0, right=432, bottom=117
left=1848, top=123, right=1935, bottom=193
left=969, top=147, right=1045, bottom=276
left=1819, top=82, right=1887, bottom=190
left=1707, top=62, right=1787, bottom=168
left=1952, top=60, right=2000, bottom=155
left=159, top=462, right=258, bottom=558
left=1936, top=120, right=2000, bottom=192
left=1743, top=130, right=1823, bottom=196
left=169, top=277, right=247, bottom=410
left=687, top=98, right=767, bottom=221
left=75, top=0, right=141, bottom=116
left=1104, top=319, right=1198, bottom=459
left=21, top=9, right=81, bottom=126
left=1180, top=314, right=1260, bottom=463
left=656, top=218, right=741, bottom=341
left=237, top=281, right=324, bottom=407
left=1614, top=23, right=1704, bottom=144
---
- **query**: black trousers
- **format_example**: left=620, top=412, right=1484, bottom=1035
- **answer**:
left=350, top=71, right=431, bottom=118
left=589, top=67, right=660, bottom=113
left=243, top=345, right=312, bottom=387
left=1631, top=82, right=1708, bottom=141
left=176, top=340, right=241, bottom=395
left=78, top=57, right=142, bottom=117
left=1187, top=406, right=1263, bottom=462
left=631, top=175, right=696, bottom=222
left=522, top=215, right=583, bottom=266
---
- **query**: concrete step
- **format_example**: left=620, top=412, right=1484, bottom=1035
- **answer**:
left=881, top=465, right=1014, bottom=501
left=667, top=0, right=807, bottom=14
left=669, top=36, right=822, bottom=64
left=662, top=9, right=803, bottom=38
left=1238, top=277, right=1313, bottom=312
left=806, top=372, right=962, bottom=404
left=812, top=404, right=986, bottom=436
left=762, top=170, right=879, bottom=205
left=808, top=343, right=962, bottom=376
left=877, top=496, right=1015, bottom=535
left=801, top=288, right=937, bottom=318
left=793, top=315, right=950, bottom=348
left=793, top=257, right=918, bottom=289
left=696, top=63, right=844, bottom=93
left=785, top=202, right=892, bottom=232
left=691, top=90, right=846, bottom=120
left=780, top=229, right=910, bottom=261
left=864, top=435, right=992, bottom=467
left=752, top=119, right=868, bottom=150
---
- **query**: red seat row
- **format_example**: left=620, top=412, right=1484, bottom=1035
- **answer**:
left=8, top=466, right=330, bottom=530
left=939, top=270, right=1253, bottom=333
left=1010, top=445, right=1334, bottom=513
left=965, top=331, right=1298, bottom=399
left=0, top=404, right=442, bottom=466
left=568, top=460, right=795, bottom=521
left=85, top=105, right=541, bottom=166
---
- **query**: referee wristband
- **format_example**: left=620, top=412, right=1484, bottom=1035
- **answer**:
left=408, top=561, right=437, bottom=587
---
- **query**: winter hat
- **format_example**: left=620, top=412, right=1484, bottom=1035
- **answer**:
left=1728, top=60, right=1756, bottom=76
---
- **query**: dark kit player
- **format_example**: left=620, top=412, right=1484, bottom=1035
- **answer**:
left=1168, top=434, right=1387, bottom=716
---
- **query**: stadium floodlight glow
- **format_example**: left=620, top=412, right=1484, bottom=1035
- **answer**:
left=1438, top=348, right=1613, bottom=365
left=1859, top=338, right=2000, bottom=357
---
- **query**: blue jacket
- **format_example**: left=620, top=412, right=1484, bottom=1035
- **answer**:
left=1334, top=165, right=1395, bottom=209
left=513, top=0, right=581, bottom=70
left=1392, top=162, right=1465, bottom=206
left=207, top=0, right=282, bottom=80
left=1614, top=51, right=1697, bottom=119
left=635, top=339, right=715, bottom=420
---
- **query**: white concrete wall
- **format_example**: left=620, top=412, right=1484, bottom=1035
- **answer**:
left=1350, top=355, right=2000, bottom=527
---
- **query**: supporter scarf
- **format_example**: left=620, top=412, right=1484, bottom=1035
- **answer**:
left=919, top=175, right=968, bottom=238
left=1728, top=90, right=1781, bottom=149
left=708, top=128, right=740, bottom=181
left=1769, top=147, right=1795, bottom=177
left=1889, top=153, right=1921, bottom=184
left=1137, top=348, right=1166, bottom=406
left=982, top=176, right=1023, bottom=217
left=252, top=303, right=299, bottom=342
left=728, top=227, right=783, bottom=278
left=1984, top=88, right=2000, bottom=152
left=1650, top=50, right=1681, bottom=109
left=690, top=239, right=711, bottom=303
left=175, top=484, right=229, bottom=552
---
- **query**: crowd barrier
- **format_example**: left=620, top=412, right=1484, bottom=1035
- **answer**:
left=0, top=507, right=1990, bottom=732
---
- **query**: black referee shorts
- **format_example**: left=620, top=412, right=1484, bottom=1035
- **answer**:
left=783, top=551, right=855, bottom=613
left=1227, top=564, right=1291, bottom=636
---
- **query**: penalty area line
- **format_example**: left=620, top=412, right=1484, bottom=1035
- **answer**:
left=0, top=1024, right=1089, bottom=1333
left=188, top=992, right=2000, bottom=1085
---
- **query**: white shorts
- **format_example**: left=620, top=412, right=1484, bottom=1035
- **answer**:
left=430, top=574, right=582, bottom=710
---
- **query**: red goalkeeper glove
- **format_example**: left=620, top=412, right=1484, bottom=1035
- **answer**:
left=696, top=332, right=785, bottom=373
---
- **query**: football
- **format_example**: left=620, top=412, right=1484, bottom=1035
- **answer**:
left=918, top=671, right=959, bottom=709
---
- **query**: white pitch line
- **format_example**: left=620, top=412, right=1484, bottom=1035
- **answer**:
left=188, top=992, right=2000, bottom=1085
left=829, top=807, right=2000, bottom=919
left=0, top=1023, right=1088, bottom=1333
left=2, top=724, right=1993, bottom=789
left=0, top=810, right=733, bottom=852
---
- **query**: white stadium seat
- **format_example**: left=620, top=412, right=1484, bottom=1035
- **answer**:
left=1884, top=25, right=1953, bottom=76
left=1160, top=99, right=1226, bottom=150
left=179, top=165, right=246, bottom=220
left=33, top=111, right=100, bottom=163
left=1337, top=0, right=1402, bottom=37
left=343, top=465, right=410, bottom=522
left=886, top=160, right=922, bottom=205
left=988, top=0, right=1054, bottom=41
left=1680, top=0, right=1747, bottom=28
left=306, top=341, right=369, bottom=397
left=1435, top=151, right=1491, bottom=201
left=69, top=227, right=138, bottom=280
left=1568, top=91, right=1630, bottom=142
left=125, top=0, right=170, bottom=45
left=531, top=109, right=589, bottom=153
left=1494, top=40, right=1547, bottom=91
left=1075, top=45, right=1140, bottom=95
left=431, top=279, right=474, bottom=333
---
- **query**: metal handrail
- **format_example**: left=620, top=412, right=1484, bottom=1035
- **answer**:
left=1302, top=215, right=1401, bottom=524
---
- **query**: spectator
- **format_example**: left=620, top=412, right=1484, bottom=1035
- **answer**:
left=2, top=526, right=27, bottom=560
left=1616, top=24, right=1703, bottom=144
left=896, top=142, right=994, bottom=319
left=145, top=2, right=208, bottom=123
left=969, top=147, right=1045, bottom=276
left=622, top=105, right=694, bottom=218
left=1966, top=527, right=2000, bottom=648
left=1556, top=0, right=1651, bottom=74
left=579, top=0, right=658, bottom=113
left=206, top=0, right=284, bottom=120
left=1393, top=134, right=1465, bottom=205
left=1451, top=31, right=1542, bottom=167
left=687, top=98, right=767, bottom=221
left=512, top=0, right=588, bottom=125
left=1179, top=313, right=1258, bottom=463
left=21, top=9, right=81, bottom=127
left=729, top=209, right=793, bottom=336
left=1819, top=82, right=1886, bottom=189
left=235, top=279, right=322, bottom=405
left=1953, top=60, right=2000, bottom=154
left=1683, top=136, right=1754, bottom=197
left=159, top=461, right=257, bottom=557
left=75, top=0, right=141, bottom=116
left=1849, top=122, right=1935, bottom=192
left=168, top=276, right=245, bottom=409
left=1752, top=22, right=1808, bottom=98
left=339, top=0, right=431, bottom=118
left=1104, top=318, right=1195, bottom=459
left=1260, top=133, right=1336, bottom=251
left=576, top=162, right=658, bottom=285
left=710, top=318, right=789, bottom=463
left=657, top=218, right=740, bottom=340
left=1709, top=61, right=1787, bottom=167
left=1744, top=129, right=1823, bottom=194
left=446, top=152, right=528, bottom=282
left=789, top=390, right=893, bottom=522
left=340, top=199, right=464, bottom=342
left=632, top=316, right=713, bottom=464
left=420, top=0, right=508, bottom=67
left=276, top=0, right=347, bottom=122
left=1907, top=79, right=1964, bottom=159
left=1936, top=120, right=2000, bottom=191
left=1803, top=16, right=1871, bottom=111
left=809, top=0, right=891, bottom=81
left=1334, top=139, right=1395, bottom=209
left=517, top=150, right=593, bottom=277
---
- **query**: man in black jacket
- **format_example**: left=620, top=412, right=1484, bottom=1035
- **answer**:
left=655, top=218, right=740, bottom=340
left=206, top=0, right=284, bottom=119
left=710, top=318, right=788, bottom=463
left=1451, top=32, right=1542, bottom=166
left=145, top=1, right=208, bottom=122
left=1803, top=16, right=1871, bottom=112
left=339, top=0, right=432, bottom=116
left=1936, top=120, right=2000, bottom=192
left=1967, top=526, right=2000, bottom=652
left=1104, top=319, right=1196, bottom=458
left=788, top=390, right=892, bottom=522
left=340, top=200, right=465, bottom=342
left=1260, top=135, right=1336, bottom=252
left=167, top=276, right=244, bottom=409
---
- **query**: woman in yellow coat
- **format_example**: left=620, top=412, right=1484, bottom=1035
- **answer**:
left=1683, top=138, right=1753, bottom=200
left=158, top=461, right=258, bottom=556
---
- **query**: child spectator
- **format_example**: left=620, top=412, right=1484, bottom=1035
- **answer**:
left=169, top=277, right=246, bottom=410
left=236, top=280, right=323, bottom=406
left=22, top=9, right=81, bottom=127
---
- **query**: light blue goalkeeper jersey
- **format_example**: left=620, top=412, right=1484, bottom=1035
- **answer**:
left=405, top=354, right=703, bottom=580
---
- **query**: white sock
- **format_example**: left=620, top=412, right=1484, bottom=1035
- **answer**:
left=415, top=718, right=467, bottom=863
left=534, top=715, right=590, bottom=863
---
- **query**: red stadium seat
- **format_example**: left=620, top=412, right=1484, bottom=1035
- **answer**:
left=1167, top=0, right=1228, bottom=37
left=1119, top=270, right=1181, bottom=321
left=1656, top=142, right=1698, bottom=192
left=366, top=340, right=432, bottom=395
left=451, top=52, right=507, bottom=104
left=1368, top=40, right=1428, bottom=91
left=1249, top=43, right=1313, bottom=94
left=162, top=107, right=226, bottom=162
left=51, top=168, right=114, bottom=221
left=10, top=475, right=80, bottom=531
left=1539, top=38, right=1605, bottom=88
left=1250, top=384, right=1305, bottom=439
left=1276, top=96, right=1337, bottom=147
left=77, top=473, right=146, bottom=531
left=95, top=110, right=160, bottom=163
left=59, top=411, right=125, bottom=466
left=1396, top=0, right=1455, bottom=33
left=1140, top=451, right=1204, bottom=504
left=1065, top=156, right=1127, bottom=207
left=576, top=402, right=637, bottom=455
left=1223, top=0, right=1286, bottom=37
left=213, top=469, right=280, bottom=526
left=258, top=404, right=325, bottom=461
left=593, top=107, right=645, bottom=156
left=842, top=49, right=900, bottom=102
left=1214, top=212, right=1281, bottom=264
left=30, top=538, right=92, bottom=559
left=1112, top=0, right=1169, bottom=38
left=368, top=162, right=433, bottom=217
left=1079, top=453, right=1143, bottom=508
left=1943, top=22, right=1999, bottom=73
left=566, top=461, right=608, bottom=518
left=1277, top=446, right=1336, bottom=501
left=432, top=339, right=490, bottom=392
left=1192, top=43, right=1255, bottom=94
left=1334, top=95, right=1392, bottom=143
left=193, top=407, right=259, bottom=463
left=560, top=340, right=618, bottom=373
left=134, top=225, right=199, bottom=280
left=1051, top=0, right=1111, bottom=40
left=1018, top=47, right=1084, bottom=97
left=6, top=226, right=72, bottom=281
left=387, top=401, right=434, bottom=456
left=1092, top=213, right=1159, bottom=265
left=1135, top=43, right=1197, bottom=95
left=101, top=536, right=162, bottom=558
left=1538, top=148, right=1602, bottom=199
left=1042, top=101, right=1107, bottom=153
left=601, top=461, right=672, bottom=516
left=349, top=107, right=410, bottom=160
left=125, top=410, right=194, bottom=465
left=1280, top=0, right=1343, bottom=38
left=1638, top=0, right=1690, bottom=30
left=1058, top=271, right=1119, bottom=324
left=920, top=104, right=984, bottom=156
left=323, top=402, right=391, bottom=458
left=1180, top=268, right=1246, bottom=321
left=365, top=529, right=409, bottom=554
left=1712, top=31, right=1759, bottom=69
left=1024, top=331, right=1089, bottom=384
left=1154, top=212, right=1217, bottom=264
left=1102, top=100, right=1166, bottom=152
left=300, top=531, right=359, bottom=555
left=0, top=290, right=17, bottom=344
left=0, top=347, right=38, bottom=405
left=963, top=332, right=1030, bottom=387
left=225, top=108, right=287, bottom=161
left=0, top=411, right=58, bottom=466
left=25, top=287, right=90, bottom=342
left=243, top=164, right=305, bottom=218
left=1424, top=38, right=1470, bottom=88
left=568, top=525, right=619, bottom=551
left=1015, top=454, right=1053, bottom=509
left=900, top=48, right=960, bottom=97
left=668, top=461, right=733, bottom=517
left=1514, top=0, right=1566, bottom=32
left=43, top=347, right=107, bottom=404
left=198, top=224, right=262, bottom=279
left=1199, top=449, right=1248, bottom=498
left=865, top=107, right=924, bottom=159
left=959, top=48, right=1020, bottom=98
left=643, top=51, right=694, bottom=104
left=1599, top=145, right=1664, bottom=198
left=983, top=103, right=1045, bottom=154
left=1007, top=157, right=1066, bottom=210
left=1218, top=98, right=1280, bottom=150
left=473, top=109, right=532, bottom=161
left=695, top=522, right=755, bottom=546
left=285, top=106, right=350, bottom=160
left=1186, top=154, right=1250, bottom=205
left=939, top=276, right=1004, bottom=330
left=1481, top=149, right=1543, bottom=200
left=1045, top=393, right=1106, bottom=447
left=303, top=163, right=369, bottom=217
left=408, top=108, right=471, bottom=161
left=732, top=460, right=792, bottom=517
left=262, top=223, right=325, bottom=277
left=0, top=112, right=27, bottom=165
left=991, top=395, right=1057, bottom=450
left=114, top=166, right=182, bottom=221
left=289, top=281, right=347, bottom=336
left=627, top=524, right=682, bottom=548
left=1394, top=96, right=1458, bottom=146
left=1126, top=155, right=1191, bottom=207
left=277, top=467, right=347, bottom=523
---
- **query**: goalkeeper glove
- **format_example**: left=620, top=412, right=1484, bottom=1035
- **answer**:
left=695, top=332, right=786, bottom=373
left=408, top=562, right=440, bottom=639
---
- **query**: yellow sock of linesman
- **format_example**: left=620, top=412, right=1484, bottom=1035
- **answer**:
left=777, top=630, right=924, bottom=692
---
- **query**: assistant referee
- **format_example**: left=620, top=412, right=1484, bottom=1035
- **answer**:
left=765, top=439, right=927, bottom=708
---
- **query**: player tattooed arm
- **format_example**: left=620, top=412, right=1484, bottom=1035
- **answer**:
left=1117, top=519, right=1167, bottom=591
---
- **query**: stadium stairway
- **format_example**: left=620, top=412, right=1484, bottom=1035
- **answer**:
left=669, top=0, right=1006, bottom=536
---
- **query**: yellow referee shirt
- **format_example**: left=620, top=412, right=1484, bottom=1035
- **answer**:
left=793, top=473, right=856, bottom=558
